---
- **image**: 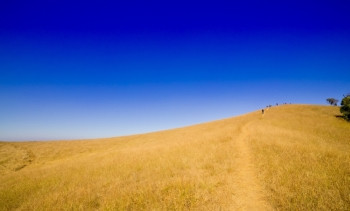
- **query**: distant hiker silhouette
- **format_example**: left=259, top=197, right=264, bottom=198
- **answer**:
left=262, top=109, right=264, bottom=114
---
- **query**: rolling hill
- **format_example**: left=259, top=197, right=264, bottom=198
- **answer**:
left=1, top=105, right=349, bottom=210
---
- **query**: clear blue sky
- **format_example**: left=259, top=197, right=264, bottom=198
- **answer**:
left=1, top=1, right=349, bottom=141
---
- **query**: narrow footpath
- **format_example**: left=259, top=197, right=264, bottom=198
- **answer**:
left=231, top=121, right=272, bottom=210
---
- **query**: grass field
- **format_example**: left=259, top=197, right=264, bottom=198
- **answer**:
left=0, top=105, right=349, bottom=210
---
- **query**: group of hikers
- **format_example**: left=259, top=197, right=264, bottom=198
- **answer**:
left=262, top=102, right=292, bottom=114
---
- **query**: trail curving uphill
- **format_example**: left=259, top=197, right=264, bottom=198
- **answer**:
left=232, top=120, right=272, bottom=210
left=2, top=105, right=348, bottom=210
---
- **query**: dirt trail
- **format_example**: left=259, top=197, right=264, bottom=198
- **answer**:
left=232, top=120, right=272, bottom=210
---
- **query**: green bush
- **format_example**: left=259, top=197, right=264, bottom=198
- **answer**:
left=340, top=95, right=350, bottom=120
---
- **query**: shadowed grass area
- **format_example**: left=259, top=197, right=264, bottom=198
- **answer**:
left=0, top=105, right=349, bottom=210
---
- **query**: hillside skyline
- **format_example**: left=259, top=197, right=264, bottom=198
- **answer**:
left=1, top=1, right=350, bottom=140
left=1, top=105, right=349, bottom=209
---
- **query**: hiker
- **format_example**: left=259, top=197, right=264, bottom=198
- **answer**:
left=262, top=109, right=264, bottom=114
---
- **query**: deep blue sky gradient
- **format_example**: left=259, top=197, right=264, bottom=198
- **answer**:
left=1, top=1, right=350, bottom=140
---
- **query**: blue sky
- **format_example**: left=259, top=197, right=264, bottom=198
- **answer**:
left=1, top=1, right=349, bottom=140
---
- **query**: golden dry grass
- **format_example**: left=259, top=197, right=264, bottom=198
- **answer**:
left=249, top=105, right=350, bottom=210
left=0, top=105, right=349, bottom=210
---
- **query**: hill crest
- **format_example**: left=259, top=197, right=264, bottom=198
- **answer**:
left=1, top=104, right=349, bottom=210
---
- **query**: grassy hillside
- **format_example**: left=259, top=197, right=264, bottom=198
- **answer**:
left=0, top=105, right=349, bottom=210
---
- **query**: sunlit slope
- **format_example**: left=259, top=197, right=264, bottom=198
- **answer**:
left=249, top=105, right=350, bottom=210
left=0, top=105, right=349, bottom=210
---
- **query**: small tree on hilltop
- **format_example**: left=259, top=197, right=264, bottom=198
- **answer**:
left=340, top=94, right=350, bottom=121
left=326, top=98, right=338, bottom=106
